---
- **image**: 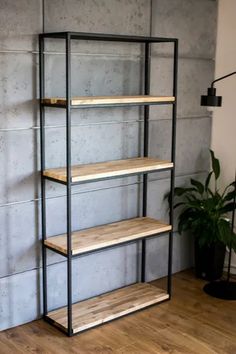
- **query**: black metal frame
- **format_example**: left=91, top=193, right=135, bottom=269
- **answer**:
left=39, top=31, right=178, bottom=336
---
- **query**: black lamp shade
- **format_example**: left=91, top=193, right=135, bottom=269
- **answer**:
left=201, top=87, right=222, bottom=107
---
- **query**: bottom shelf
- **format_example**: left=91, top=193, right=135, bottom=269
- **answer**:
left=47, top=283, right=169, bottom=334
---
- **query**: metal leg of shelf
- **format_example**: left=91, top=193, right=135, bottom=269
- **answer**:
left=141, top=42, right=151, bottom=283
left=167, top=40, right=178, bottom=298
left=39, top=34, right=48, bottom=316
left=66, top=33, right=73, bottom=337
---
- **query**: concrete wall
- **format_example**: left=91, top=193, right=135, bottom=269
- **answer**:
left=211, top=0, right=236, bottom=271
left=0, top=0, right=217, bottom=330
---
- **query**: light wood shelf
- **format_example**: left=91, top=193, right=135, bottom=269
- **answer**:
left=44, top=217, right=171, bottom=256
left=47, top=283, right=169, bottom=334
left=43, top=157, right=173, bottom=183
left=41, top=95, right=175, bottom=107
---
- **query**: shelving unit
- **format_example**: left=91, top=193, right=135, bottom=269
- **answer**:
left=39, top=32, right=178, bottom=336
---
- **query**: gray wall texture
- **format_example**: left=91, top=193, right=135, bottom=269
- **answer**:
left=0, top=0, right=217, bottom=331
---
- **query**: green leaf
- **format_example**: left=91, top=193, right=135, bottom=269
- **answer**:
left=184, top=198, right=203, bottom=209
left=173, top=202, right=185, bottom=209
left=227, top=181, right=236, bottom=189
left=207, top=188, right=215, bottom=198
left=223, top=190, right=236, bottom=202
left=217, top=218, right=232, bottom=246
left=219, top=202, right=236, bottom=214
left=190, top=178, right=204, bottom=194
left=210, top=149, right=220, bottom=180
left=205, top=171, right=213, bottom=191
left=174, top=187, right=197, bottom=197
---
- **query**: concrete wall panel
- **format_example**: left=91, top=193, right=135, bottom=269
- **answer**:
left=45, top=55, right=142, bottom=97
left=0, top=0, right=42, bottom=51
left=44, top=0, right=150, bottom=36
left=0, top=130, right=36, bottom=204
left=0, top=202, right=39, bottom=278
left=152, top=0, right=217, bottom=58
left=150, top=57, right=215, bottom=119
left=0, top=53, right=37, bottom=129
left=0, top=269, right=40, bottom=331
left=149, top=117, right=211, bottom=176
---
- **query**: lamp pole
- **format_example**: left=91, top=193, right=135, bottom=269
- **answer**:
left=201, top=71, right=236, bottom=300
left=227, top=171, right=236, bottom=282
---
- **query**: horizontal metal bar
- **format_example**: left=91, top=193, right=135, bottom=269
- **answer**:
left=42, top=167, right=173, bottom=186
left=43, top=175, right=68, bottom=185
left=68, top=166, right=174, bottom=186
left=39, top=32, right=66, bottom=39
left=40, top=31, right=178, bottom=43
left=44, top=315, right=68, bottom=335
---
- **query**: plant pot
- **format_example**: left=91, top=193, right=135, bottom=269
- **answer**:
left=194, top=240, right=226, bottom=281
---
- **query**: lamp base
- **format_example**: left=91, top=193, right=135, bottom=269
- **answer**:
left=203, top=281, right=236, bottom=300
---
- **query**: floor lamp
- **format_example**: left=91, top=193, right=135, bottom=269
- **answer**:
left=200, top=71, right=236, bottom=300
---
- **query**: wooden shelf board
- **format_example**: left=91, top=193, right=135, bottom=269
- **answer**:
left=48, top=283, right=169, bottom=334
left=43, top=157, right=173, bottom=183
left=41, top=95, right=175, bottom=106
left=44, top=217, right=171, bottom=256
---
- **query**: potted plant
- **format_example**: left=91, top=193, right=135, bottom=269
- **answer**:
left=169, top=150, right=236, bottom=281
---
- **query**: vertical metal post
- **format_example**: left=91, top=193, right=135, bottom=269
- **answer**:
left=66, top=33, right=73, bottom=336
left=167, top=40, right=178, bottom=297
left=39, top=34, right=48, bottom=316
left=141, top=42, right=150, bottom=283
left=227, top=171, right=236, bottom=281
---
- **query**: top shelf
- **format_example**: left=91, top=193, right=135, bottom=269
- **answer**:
left=41, top=95, right=175, bottom=108
left=40, top=31, right=178, bottom=43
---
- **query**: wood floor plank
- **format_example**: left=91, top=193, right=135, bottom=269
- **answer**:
left=137, top=305, right=235, bottom=354
left=44, top=217, right=171, bottom=256
left=48, top=283, right=169, bottom=334
left=41, top=95, right=175, bottom=107
left=43, top=157, right=173, bottom=183
left=1, top=270, right=235, bottom=354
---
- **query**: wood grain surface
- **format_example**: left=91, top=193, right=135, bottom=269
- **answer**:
left=42, top=95, right=175, bottom=106
left=44, top=217, right=171, bottom=256
left=48, top=283, right=169, bottom=334
left=43, top=157, right=173, bottom=183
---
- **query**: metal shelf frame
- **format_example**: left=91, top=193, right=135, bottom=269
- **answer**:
left=39, top=31, right=178, bottom=337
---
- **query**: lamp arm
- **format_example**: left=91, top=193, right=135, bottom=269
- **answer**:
left=211, top=71, right=236, bottom=88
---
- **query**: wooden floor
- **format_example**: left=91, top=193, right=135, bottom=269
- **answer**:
left=0, top=270, right=235, bottom=354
